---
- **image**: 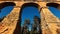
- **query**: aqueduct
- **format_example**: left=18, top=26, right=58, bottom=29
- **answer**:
left=0, top=0, right=60, bottom=34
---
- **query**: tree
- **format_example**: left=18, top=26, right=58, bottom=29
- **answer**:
left=22, top=19, right=30, bottom=34
left=33, top=16, right=42, bottom=34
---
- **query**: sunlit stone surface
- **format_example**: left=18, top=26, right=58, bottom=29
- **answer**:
left=0, top=7, right=20, bottom=34
left=0, top=1, right=60, bottom=34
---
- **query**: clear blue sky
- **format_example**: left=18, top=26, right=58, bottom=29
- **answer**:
left=48, top=6, right=60, bottom=19
left=0, top=6, right=14, bottom=19
left=21, top=6, right=40, bottom=31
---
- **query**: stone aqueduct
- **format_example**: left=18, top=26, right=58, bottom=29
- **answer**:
left=0, top=0, right=60, bottom=34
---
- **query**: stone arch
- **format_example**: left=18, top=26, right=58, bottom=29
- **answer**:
left=46, top=3, right=60, bottom=18
left=0, top=2, right=16, bottom=22
left=20, top=3, right=42, bottom=34
left=20, top=2, right=40, bottom=24
left=0, top=2, right=16, bottom=9
left=46, top=3, right=59, bottom=8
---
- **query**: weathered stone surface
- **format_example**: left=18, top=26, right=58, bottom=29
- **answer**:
left=41, top=7, right=60, bottom=34
left=0, top=8, right=20, bottom=34
left=0, top=1, right=60, bottom=34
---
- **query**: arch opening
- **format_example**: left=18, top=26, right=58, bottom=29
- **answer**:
left=0, top=2, right=16, bottom=22
left=46, top=3, right=60, bottom=19
left=19, top=3, right=42, bottom=34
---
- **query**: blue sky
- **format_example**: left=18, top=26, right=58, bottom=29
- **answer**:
left=0, top=6, right=14, bottom=19
left=21, top=6, right=40, bottom=31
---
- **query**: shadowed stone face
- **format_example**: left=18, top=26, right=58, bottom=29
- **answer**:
left=56, top=29, right=60, bottom=34
left=58, top=4, right=60, bottom=10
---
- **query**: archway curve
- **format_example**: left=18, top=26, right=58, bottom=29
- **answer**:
left=46, top=3, right=60, bottom=19
left=20, top=2, right=40, bottom=23
left=20, top=3, right=40, bottom=9
left=0, top=2, right=16, bottom=22
left=0, top=2, right=16, bottom=9
left=13, top=3, right=41, bottom=34
left=20, top=2, right=41, bottom=34
left=46, top=3, right=59, bottom=8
